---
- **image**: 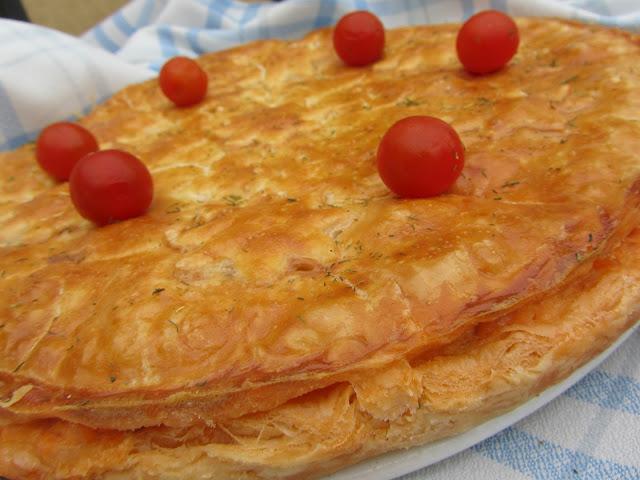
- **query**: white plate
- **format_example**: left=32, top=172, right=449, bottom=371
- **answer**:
left=326, top=323, right=639, bottom=480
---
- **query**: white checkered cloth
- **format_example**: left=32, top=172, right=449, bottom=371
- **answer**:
left=0, top=1, right=638, bottom=479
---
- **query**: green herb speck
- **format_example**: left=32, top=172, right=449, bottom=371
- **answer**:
left=398, top=97, right=420, bottom=107
left=223, top=194, right=244, bottom=207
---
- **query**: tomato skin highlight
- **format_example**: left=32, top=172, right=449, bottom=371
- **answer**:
left=376, top=116, right=465, bottom=198
left=159, top=56, right=208, bottom=107
left=36, top=122, right=99, bottom=181
left=456, top=10, right=519, bottom=75
left=333, top=11, right=385, bottom=67
left=69, top=149, right=154, bottom=226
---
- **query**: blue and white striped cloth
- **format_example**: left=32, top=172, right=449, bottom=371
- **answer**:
left=0, top=1, right=639, bottom=478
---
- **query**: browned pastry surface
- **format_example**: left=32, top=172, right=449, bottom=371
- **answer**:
left=0, top=16, right=639, bottom=449
left=1, top=228, right=638, bottom=480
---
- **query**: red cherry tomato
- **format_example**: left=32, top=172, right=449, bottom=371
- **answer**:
left=159, top=56, right=208, bottom=107
left=36, top=122, right=99, bottom=181
left=69, top=149, right=153, bottom=226
left=333, top=11, right=385, bottom=67
left=377, top=116, right=465, bottom=198
left=456, top=10, right=519, bottom=75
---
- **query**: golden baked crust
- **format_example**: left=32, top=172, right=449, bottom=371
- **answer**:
left=0, top=17, right=640, bottom=476
left=1, top=229, right=638, bottom=480
left=2, top=18, right=640, bottom=430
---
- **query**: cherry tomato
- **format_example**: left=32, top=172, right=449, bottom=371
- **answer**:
left=456, top=10, right=519, bottom=75
left=159, top=56, right=208, bottom=107
left=377, top=116, right=465, bottom=198
left=35, top=122, right=99, bottom=181
left=333, top=11, right=385, bottom=67
left=69, top=149, right=153, bottom=226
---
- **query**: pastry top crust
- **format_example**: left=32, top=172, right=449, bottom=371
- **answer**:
left=2, top=230, right=639, bottom=480
left=1, top=18, right=640, bottom=425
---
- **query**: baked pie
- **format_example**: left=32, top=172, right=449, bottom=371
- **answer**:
left=1, top=17, right=639, bottom=479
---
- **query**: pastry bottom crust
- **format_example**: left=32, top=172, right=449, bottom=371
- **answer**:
left=2, top=231, right=640, bottom=480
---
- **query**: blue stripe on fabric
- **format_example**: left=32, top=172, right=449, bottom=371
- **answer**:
left=148, top=61, right=163, bottom=72
left=113, top=11, right=135, bottom=37
left=474, top=427, right=640, bottom=480
left=91, top=25, right=120, bottom=52
left=186, top=29, right=205, bottom=55
left=314, top=0, right=337, bottom=28
left=136, top=0, right=156, bottom=27
left=238, top=2, right=261, bottom=43
left=157, top=26, right=178, bottom=59
left=0, top=131, right=34, bottom=151
left=462, top=0, right=475, bottom=19
left=354, top=0, right=368, bottom=9
left=205, top=0, right=233, bottom=29
left=240, top=2, right=260, bottom=25
left=564, top=370, right=640, bottom=416
left=0, top=81, right=26, bottom=148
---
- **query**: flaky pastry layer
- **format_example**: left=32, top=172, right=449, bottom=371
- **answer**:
left=1, top=18, right=640, bottom=431
left=1, top=228, right=639, bottom=480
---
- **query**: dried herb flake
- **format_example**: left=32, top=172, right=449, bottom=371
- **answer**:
left=168, top=320, right=179, bottom=333
left=562, top=75, right=579, bottom=84
left=223, top=194, right=243, bottom=207
left=501, top=180, right=521, bottom=188
left=400, top=97, right=420, bottom=107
